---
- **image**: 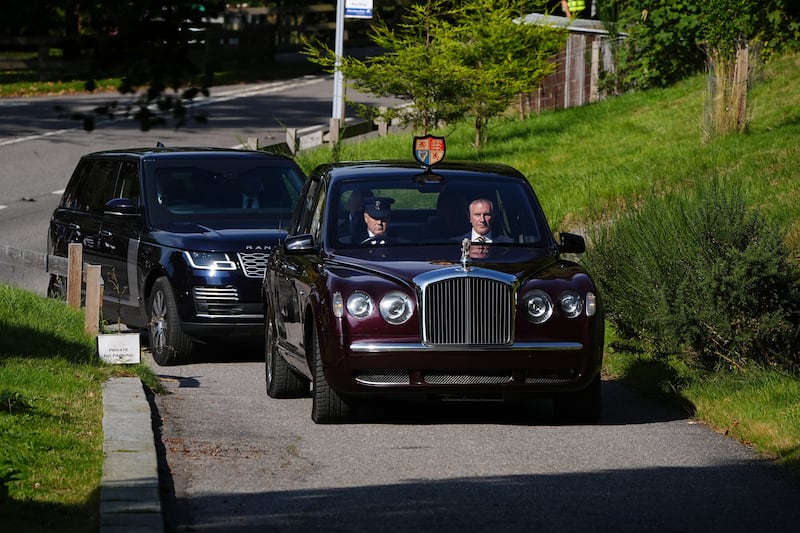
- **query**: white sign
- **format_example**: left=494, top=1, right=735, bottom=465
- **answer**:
left=98, top=333, right=141, bottom=364
left=345, top=0, right=373, bottom=19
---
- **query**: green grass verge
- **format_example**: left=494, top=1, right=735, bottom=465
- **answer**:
left=0, top=284, right=160, bottom=532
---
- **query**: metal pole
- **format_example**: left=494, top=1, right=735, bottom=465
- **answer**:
left=332, top=0, right=345, bottom=121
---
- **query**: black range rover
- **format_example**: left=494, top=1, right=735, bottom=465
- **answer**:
left=48, top=147, right=305, bottom=365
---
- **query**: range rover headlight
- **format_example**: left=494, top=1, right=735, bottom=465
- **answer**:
left=379, top=291, right=413, bottom=325
left=523, top=289, right=553, bottom=324
left=559, top=290, right=584, bottom=318
left=184, top=251, right=237, bottom=271
left=346, top=291, right=374, bottom=318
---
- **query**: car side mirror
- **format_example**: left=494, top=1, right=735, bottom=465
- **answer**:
left=559, top=232, right=586, bottom=254
left=104, top=198, right=139, bottom=217
left=284, top=234, right=314, bottom=254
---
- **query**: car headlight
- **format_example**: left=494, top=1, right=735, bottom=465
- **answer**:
left=559, top=290, right=584, bottom=318
left=379, top=291, right=413, bottom=325
left=522, top=289, right=553, bottom=324
left=184, top=251, right=237, bottom=271
left=346, top=291, right=374, bottom=318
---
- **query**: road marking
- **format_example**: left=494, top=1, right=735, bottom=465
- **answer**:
left=0, top=76, right=329, bottom=147
left=0, top=205, right=7, bottom=210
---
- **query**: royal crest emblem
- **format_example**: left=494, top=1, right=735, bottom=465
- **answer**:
left=413, top=135, right=446, bottom=167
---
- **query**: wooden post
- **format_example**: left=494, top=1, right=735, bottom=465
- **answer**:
left=84, top=264, right=102, bottom=336
left=67, top=243, right=82, bottom=310
left=328, top=118, right=340, bottom=146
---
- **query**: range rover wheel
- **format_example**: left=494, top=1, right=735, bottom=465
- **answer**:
left=265, top=304, right=306, bottom=398
left=148, top=277, right=193, bottom=366
left=310, top=325, right=357, bottom=424
left=554, top=373, right=602, bottom=423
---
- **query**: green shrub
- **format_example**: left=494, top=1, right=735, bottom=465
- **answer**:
left=586, top=179, right=800, bottom=372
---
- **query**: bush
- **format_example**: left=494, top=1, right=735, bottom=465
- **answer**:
left=586, top=179, right=800, bottom=373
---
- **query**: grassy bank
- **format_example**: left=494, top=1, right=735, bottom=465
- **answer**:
left=0, top=284, right=158, bottom=532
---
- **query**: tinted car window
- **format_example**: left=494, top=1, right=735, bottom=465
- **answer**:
left=144, top=158, right=304, bottom=229
left=114, top=160, right=141, bottom=207
left=328, top=177, right=546, bottom=247
left=61, top=158, right=118, bottom=213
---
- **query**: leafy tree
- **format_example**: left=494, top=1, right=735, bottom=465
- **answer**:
left=305, top=0, right=566, bottom=149
left=612, top=0, right=799, bottom=90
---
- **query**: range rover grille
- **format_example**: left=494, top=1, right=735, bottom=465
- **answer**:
left=193, top=286, right=243, bottom=316
left=238, top=252, right=271, bottom=278
left=422, top=277, right=513, bottom=345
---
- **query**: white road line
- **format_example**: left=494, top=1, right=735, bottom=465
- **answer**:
left=0, top=76, right=329, bottom=147
left=0, top=205, right=7, bottom=210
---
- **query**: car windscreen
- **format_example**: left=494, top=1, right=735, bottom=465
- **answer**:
left=328, top=175, right=550, bottom=248
left=143, top=158, right=304, bottom=229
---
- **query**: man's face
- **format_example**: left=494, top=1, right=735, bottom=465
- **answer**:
left=364, top=212, right=389, bottom=236
left=469, top=200, right=493, bottom=236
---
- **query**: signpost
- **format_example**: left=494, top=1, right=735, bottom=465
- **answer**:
left=332, top=0, right=374, bottom=122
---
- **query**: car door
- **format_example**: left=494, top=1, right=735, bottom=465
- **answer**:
left=274, top=178, right=324, bottom=361
left=96, top=158, right=143, bottom=326
left=55, top=157, right=118, bottom=274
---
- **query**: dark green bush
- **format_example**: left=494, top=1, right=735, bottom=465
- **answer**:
left=586, top=179, right=800, bottom=372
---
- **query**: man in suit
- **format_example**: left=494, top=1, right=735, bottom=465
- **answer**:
left=360, top=196, right=395, bottom=245
left=466, top=198, right=512, bottom=244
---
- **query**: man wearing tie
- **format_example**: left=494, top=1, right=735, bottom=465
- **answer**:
left=466, top=198, right=512, bottom=244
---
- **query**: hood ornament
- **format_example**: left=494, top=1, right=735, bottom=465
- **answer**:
left=460, top=238, right=472, bottom=271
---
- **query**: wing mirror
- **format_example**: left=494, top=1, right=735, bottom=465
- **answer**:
left=558, top=232, right=586, bottom=254
left=284, top=234, right=314, bottom=254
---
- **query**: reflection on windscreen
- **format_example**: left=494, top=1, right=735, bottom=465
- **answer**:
left=146, top=159, right=304, bottom=228
left=331, top=178, right=547, bottom=247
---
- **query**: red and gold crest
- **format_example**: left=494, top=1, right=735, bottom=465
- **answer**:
left=413, top=135, right=446, bottom=167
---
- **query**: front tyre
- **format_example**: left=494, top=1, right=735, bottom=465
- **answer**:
left=265, top=303, right=306, bottom=398
left=310, top=325, right=357, bottom=424
left=148, top=277, right=193, bottom=366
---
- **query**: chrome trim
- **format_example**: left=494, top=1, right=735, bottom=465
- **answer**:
left=195, top=313, right=263, bottom=319
left=349, top=341, right=583, bottom=353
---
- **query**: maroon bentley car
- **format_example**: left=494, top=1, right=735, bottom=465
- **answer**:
left=262, top=137, right=604, bottom=423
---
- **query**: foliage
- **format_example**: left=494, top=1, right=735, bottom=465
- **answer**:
left=586, top=179, right=800, bottom=373
left=612, top=0, right=800, bottom=90
left=304, top=0, right=566, bottom=148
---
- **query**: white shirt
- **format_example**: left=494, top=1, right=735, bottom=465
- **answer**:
left=471, top=230, right=492, bottom=243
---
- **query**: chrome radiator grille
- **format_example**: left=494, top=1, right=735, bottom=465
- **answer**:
left=238, top=252, right=271, bottom=278
left=421, top=276, right=513, bottom=345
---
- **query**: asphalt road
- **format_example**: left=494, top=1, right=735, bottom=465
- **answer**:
left=144, top=347, right=800, bottom=532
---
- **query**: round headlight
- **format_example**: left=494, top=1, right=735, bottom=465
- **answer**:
left=379, top=291, right=413, bottom=325
left=523, top=290, right=553, bottom=324
left=559, top=291, right=584, bottom=318
left=346, top=291, right=373, bottom=318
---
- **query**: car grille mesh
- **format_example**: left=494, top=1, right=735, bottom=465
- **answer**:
left=422, top=277, right=513, bottom=345
left=238, top=252, right=271, bottom=278
left=424, top=372, right=512, bottom=385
